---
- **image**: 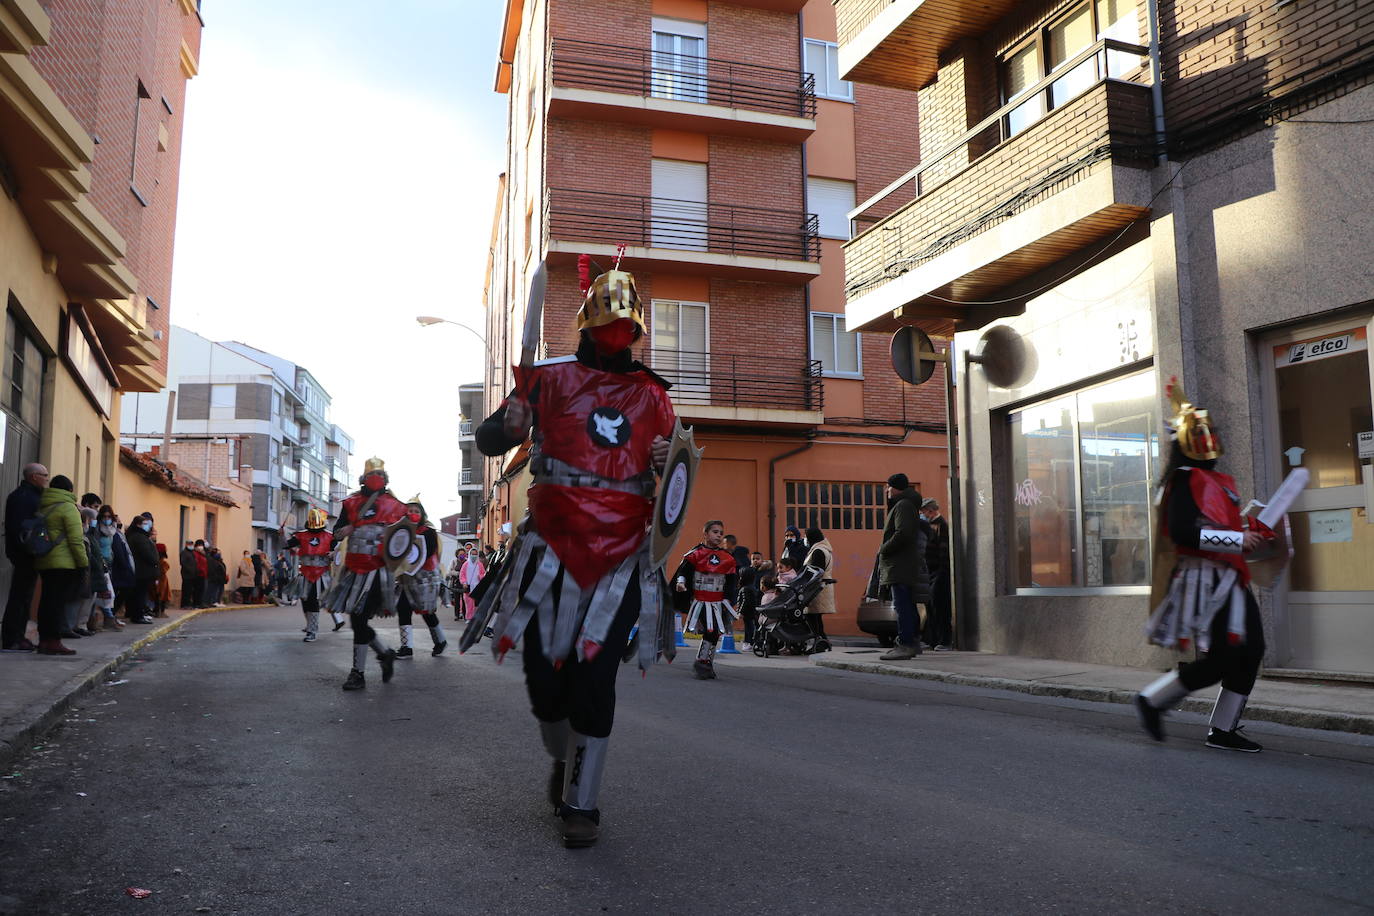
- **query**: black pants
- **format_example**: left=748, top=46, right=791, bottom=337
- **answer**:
left=805, top=612, right=827, bottom=639
left=124, top=581, right=153, bottom=619
left=1179, top=590, right=1265, bottom=697
left=923, top=572, right=952, bottom=647
left=2, top=561, right=37, bottom=646
left=396, top=607, right=440, bottom=629
left=738, top=588, right=759, bottom=643
left=37, top=568, right=81, bottom=641
left=349, top=613, right=377, bottom=646
left=522, top=570, right=640, bottom=739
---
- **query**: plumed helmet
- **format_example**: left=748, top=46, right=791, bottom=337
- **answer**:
left=306, top=508, right=328, bottom=529
left=1166, top=376, right=1223, bottom=461
left=576, top=269, right=645, bottom=339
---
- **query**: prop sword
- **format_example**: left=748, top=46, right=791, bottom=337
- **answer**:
left=512, top=261, right=547, bottom=398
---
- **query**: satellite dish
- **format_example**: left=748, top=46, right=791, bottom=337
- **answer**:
left=969, top=325, right=1032, bottom=389
left=890, top=327, right=941, bottom=385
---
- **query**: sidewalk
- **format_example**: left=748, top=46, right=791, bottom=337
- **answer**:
left=0, top=604, right=259, bottom=771
left=814, top=646, right=1374, bottom=736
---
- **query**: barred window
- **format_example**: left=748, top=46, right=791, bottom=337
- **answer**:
left=785, top=480, right=887, bottom=531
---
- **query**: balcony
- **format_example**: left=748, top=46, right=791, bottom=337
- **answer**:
left=458, top=467, right=481, bottom=491
left=459, top=419, right=474, bottom=439
left=843, top=52, right=1155, bottom=335
left=549, top=38, right=815, bottom=143
left=836, top=0, right=1024, bottom=91
left=645, top=348, right=823, bottom=427
left=546, top=188, right=820, bottom=284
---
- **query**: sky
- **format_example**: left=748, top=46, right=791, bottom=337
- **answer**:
left=168, top=0, right=509, bottom=520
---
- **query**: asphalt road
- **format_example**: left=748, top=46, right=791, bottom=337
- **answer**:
left=1, top=607, right=1372, bottom=915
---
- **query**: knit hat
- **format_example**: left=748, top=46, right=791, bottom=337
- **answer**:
left=922, top=497, right=939, bottom=510
left=887, top=473, right=909, bottom=491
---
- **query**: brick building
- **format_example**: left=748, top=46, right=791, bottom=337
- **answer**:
left=482, top=0, right=949, bottom=635
left=0, top=0, right=201, bottom=596
left=835, top=0, right=1374, bottom=674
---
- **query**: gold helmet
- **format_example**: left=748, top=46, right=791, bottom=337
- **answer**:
left=1167, top=376, right=1222, bottom=461
left=363, top=457, right=386, bottom=474
left=306, top=508, right=328, bottom=529
left=576, top=269, right=645, bottom=338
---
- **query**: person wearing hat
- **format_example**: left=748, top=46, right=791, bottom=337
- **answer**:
left=781, top=525, right=807, bottom=571
left=473, top=258, right=676, bottom=848
left=878, top=473, right=931, bottom=660
left=32, top=475, right=88, bottom=655
left=287, top=507, right=343, bottom=642
left=921, top=497, right=953, bottom=651
left=394, top=497, right=446, bottom=658
left=324, top=457, right=406, bottom=690
left=1135, top=379, right=1274, bottom=752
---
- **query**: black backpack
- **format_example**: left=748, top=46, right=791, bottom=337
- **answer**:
left=19, top=505, right=58, bottom=558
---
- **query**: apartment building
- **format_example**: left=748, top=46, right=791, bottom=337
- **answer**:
left=122, top=327, right=355, bottom=554
left=0, top=0, right=201, bottom=596
left=456, top=381, right=483, bottom=539
left=835, top=0, right=1374, bottom=674
left=483, top=0, right=948, bottom=633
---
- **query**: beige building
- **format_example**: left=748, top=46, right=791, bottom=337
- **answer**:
left=834, top=0, right=1374, bottom=675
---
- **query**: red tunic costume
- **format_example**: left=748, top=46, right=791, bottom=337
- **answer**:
left=289, top=529, right=334, bottom=582
left=339, top=490, right=408, bottom=573
left=673, top=544, right=738, bottom=635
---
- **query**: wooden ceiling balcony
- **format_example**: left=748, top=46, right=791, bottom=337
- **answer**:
left=835, top=0, right=1023, bottom=91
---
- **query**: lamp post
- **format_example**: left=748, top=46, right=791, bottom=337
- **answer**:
left=416, top=316, right=487, bottom=350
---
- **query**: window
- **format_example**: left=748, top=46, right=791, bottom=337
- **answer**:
left=807, top=177, right=855, bottom=240
left=130, top=79, right=152, bottom=204
left=803, top=39, right=853, bottom=102
left=786, top=481, right=888, bottom=531
left=651, top=159, right=708, bottom=250
left=205, top=510, right=216, bottom=545
left=1000, top=0, right=1143, bottom=137
left=650, top=300, right=709, bottom=402
left=1009, top=371, right=1158, bottom=590
left=651, top=18, right=707, bottom=103
left=5, top=306, right=45, bottom=433
left=811, top=313, right=861, bottom=377
left=210, top=383, right=236, bottom=420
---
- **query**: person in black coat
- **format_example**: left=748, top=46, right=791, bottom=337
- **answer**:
left=2, top=462, right=48, bottom=651
left=124, top=514, right=160, bottom=623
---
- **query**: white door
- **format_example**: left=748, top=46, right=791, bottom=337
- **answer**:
left=651, top=19, right=707, bottom=103
left=651, top=159, right=708, bottom=251
left=651, top=300, right=710, bottom=403
left=1262, top=315, right=1374, bottom=674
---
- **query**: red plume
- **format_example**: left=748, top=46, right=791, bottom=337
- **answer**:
left=577, top=254, right=592, bottom=294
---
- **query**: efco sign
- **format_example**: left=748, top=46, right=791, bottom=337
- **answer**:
left=1274, top=327, right=1367, bottom=370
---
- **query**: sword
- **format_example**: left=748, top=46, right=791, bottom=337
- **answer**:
left=512, top=261, right=547, bottom=397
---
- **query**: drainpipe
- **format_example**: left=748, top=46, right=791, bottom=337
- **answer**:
left=768, top=438, right=814, bottom=559
left=1145, top=0, right=1168, bottom=163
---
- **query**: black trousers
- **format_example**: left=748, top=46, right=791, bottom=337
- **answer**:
left=301, top=590, right=318, bottom=617
left=522, top=570, right=640, bottom=739
left=923, top=572, right=952, bottom=647
left=1179, top=589, right=1265, bottom=697
left=396, top=606, right=440, bottom=629
left=2, top=561, right=37, bottom=646
left=37, top=568, right=81, bottom=641
left=348, top=577, right=390, bottom=645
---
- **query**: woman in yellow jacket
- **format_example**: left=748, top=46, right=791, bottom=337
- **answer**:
left=34, top=475, right=88, bottom=656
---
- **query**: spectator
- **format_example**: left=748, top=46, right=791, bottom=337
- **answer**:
left=61, top=506, right=102, bottom=638
left=922, top=498, right=953, bottom=651
left=206, top=547, right=228, bottom=607
left=459, top=547, right=486, bottom=620
left=153, top=544, right=171, bottom=616
left=33, top=475, right=87, bottom=655
left=878, top=473, right=930, bottom=660
left=178, top=541, right=197, bottom=609
left=252, top=550, right=266, bottom=602
left=107, top=515, right=136, bottom=625
left=189, top=540, right=208, bottom=608
left=724, top=534, right=750, bottom=573
left=272, top=551, right=291, bottom=602
left=80, top=492, right=102, bottom=511
left=758, top=573, right=781, bottom=608
left=93, top=506, right=125, bottom=631
left=782, top=525, right=807, bottom=571
left=234, top=550, right=256, bottom=604
left=803, top=527, right=836, bottom=652
left=738, top=551, right=764, bottom=650
left=124, top=513, right=160, bottom=624
left=777, top=556, right=799, bottom=586
left=2, top=462, right=48, bottom=651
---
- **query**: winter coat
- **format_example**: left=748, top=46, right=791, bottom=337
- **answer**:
left=85, top=529, right=108, bottom=596
left=925, top=514, right=951, bottom=583
left=782, top=537, right=807, bottom=571
left=803, top=537, right=837, bottom=615
left=109, top=530, right=136, bottom=590
left=878, top=488, right=931, bottom=601
left=179, top=547, right=196, bottom=579
left=234, top=556, right=255, bottom=588
left=4, top=479, right=41, bottom=563
left=33, top=487, right=88, bottom=572
left=155, top=558, right=171, bottom=602
left=125, top=524, right=161, bottom=583
left=208, top=554, right=228, bottom=585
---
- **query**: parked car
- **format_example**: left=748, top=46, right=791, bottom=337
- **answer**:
left=857, top=595, right=898, bottom=647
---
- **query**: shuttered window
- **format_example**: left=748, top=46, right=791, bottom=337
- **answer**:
left=807, top=177, right=855, bottom=240
left=652, top=159, right=708, bottom=250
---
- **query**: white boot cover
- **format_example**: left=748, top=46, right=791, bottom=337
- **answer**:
left=331, top=612, right=346, bottom=627
left=1141, top=671, right=1189, bottom=710
left=562, top=731, right=609, bottom=813
left=1210, top=687, right=1248, bottom=732
left=304, top=611, right=319, bottom=636
left=540, top=719, right=570, bottom=761
left=352, top=644, right=369, bottom=671
left=429, top=624, right=447, bottom=645
left=369, top=636, right=391, bottom=658
left=400, top=624, right=413, bottom=649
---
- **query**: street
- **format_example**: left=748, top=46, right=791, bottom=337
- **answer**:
left=1, top=607, right=1371, bottom=915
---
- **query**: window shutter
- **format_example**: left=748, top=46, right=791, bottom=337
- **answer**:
left=807, top=178, right=856, bottom=239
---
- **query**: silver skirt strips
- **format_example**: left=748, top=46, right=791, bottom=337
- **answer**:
left=685, top=599, right=735, bottom=635
left=290, top=574, right=331, bottom=602
left=323, top=565, right=398, bottom=617
left=400, top=568, right=442, bottom=611
left=1145, top=555, right=1247, bottom=651
left=472, top=529, right=665, bottom=672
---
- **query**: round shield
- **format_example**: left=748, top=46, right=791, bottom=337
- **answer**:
left=383, top=522, right=416, bottom=566
left=400, top=535, right=428, bottom=577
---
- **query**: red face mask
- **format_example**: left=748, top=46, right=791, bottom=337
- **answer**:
left=363, top=473, right=386, bottom=492
left=588, top=319, right=637, bottom=356
left=407, top=511, right=421, bottom=524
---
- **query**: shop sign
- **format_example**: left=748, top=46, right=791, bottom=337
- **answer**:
left=1358, top=431, right=1374, bottom=460
left=1274, top=327, right=1367, bottom=369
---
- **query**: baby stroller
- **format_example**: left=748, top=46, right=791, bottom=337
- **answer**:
left=753, top=565, right=834, bottom=657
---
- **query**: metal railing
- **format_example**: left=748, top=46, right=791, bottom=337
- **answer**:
left=850, top=38, right=1151, bottom=231
left=645, top=348, right=823, bottom=413
left=548, top=188, right=820, bottom=262
left=460, top=468, right=475, bottom=486
left=551, top=38, right=816, bottom=119
left=459, top=419, right=473, bottom=436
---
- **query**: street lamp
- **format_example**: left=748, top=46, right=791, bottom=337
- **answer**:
left=416, top=315, right=486, bottom=349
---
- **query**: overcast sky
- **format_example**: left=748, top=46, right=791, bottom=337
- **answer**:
left=169, top=0, right=508, bottom=519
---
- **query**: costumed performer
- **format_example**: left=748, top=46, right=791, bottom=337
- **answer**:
left=395, top=496, right=447, bottom=658
left=673, top=520, right=739, bottom=680
left=288, top=507, right=344, bottom=642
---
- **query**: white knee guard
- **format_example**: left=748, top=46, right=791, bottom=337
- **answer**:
left=1209, top=688, right=1248, bottom=732
left=562, top=731, right=609, bottom=813
left=1141, top=671, right=1188, bottom=710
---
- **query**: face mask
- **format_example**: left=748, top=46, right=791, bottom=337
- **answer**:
left=588, top=318, right=637, bottom=356
left=99, top=521, right=114, bottom=533
left=363, top=473, right=386, bottom=492
left=407, top=512, right=421, bottom=524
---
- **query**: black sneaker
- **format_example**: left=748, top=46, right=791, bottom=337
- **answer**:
left=693, top=659, right=711, bottom=680
left=378, top=648, right=397, bottom=683
left=1206, top=727, right=1262, bottom=753
left=342, top=669, right=365, bottom=691
left=395, top=646, right=414, bottom=659
left=558, top=806, right=600, bottom=848
left=1135, top=694, right=1164, bottom=742
left=432, top=640, right=447, bottom=657
left=303, top=633, right=317, bottom=643
left=332, top=618, right=347, bottom=632
left=548, top=760, right=565, bottom=809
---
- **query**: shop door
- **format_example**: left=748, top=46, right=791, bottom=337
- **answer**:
left=1264, top=316, right=1374, bottom=674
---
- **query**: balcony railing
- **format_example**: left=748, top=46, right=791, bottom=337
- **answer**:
left=645, top=348, right=823, bottom=413
left=548, top=188, right=820, bottom=263
left=551, top=38, right=816, bottom=119
left=459, top=419, right=473, bottom=436
left=460, top=468, right=475, bottom=486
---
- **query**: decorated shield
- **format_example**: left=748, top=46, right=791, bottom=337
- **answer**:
left=329, top=535, right=348, bottom=582
left=650, top=420, right=703, bottom=571
left=1245, top=509, right=1294, bottom=590
left=382, top=519, right=417, bottom=571
left=399, top=532, right=428, bottom=578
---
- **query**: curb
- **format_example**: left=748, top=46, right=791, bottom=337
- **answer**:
left=0, top=604, right=257, bottom=772
left=814, top=658, right=1374, bottom=737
